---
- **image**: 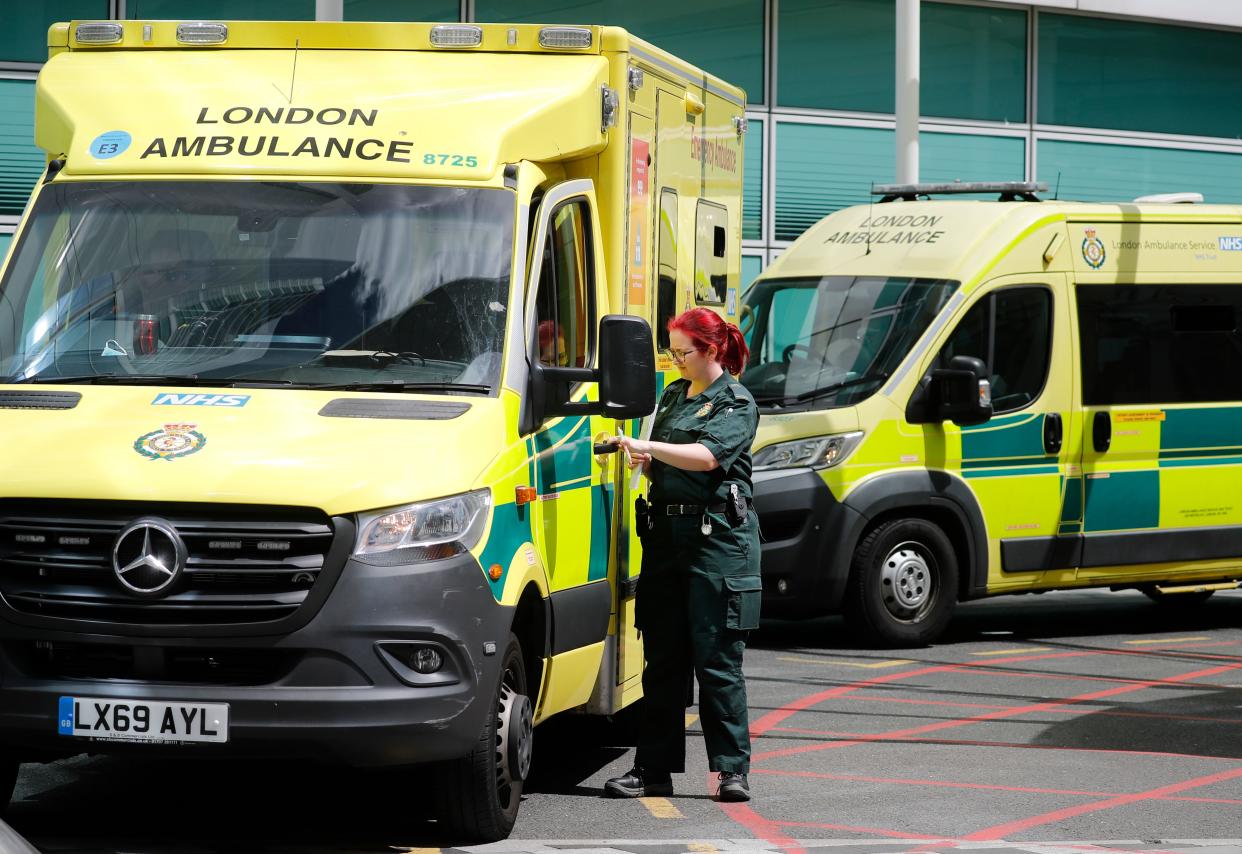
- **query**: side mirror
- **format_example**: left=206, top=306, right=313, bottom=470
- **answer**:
left=523, top=315, right=656, bottom=432
left=930, top=355, right=993, bottom=426
left=907, top=355, right=993, bottom=426
left=598, top=315, right=656, bottom=419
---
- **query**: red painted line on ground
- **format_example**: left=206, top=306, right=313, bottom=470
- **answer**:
left=752, top=766, right=1116, bottom=797
left=749, top=650, right=1095, bottom=738
left=753, top=661, right=1242, bottom=763
left=791, top=690, right=1242, bottom=724
left=776, top=732, right=1242, bottom=763
left=847, top=694, right=1012, bottom=711
left=732, top=649, right=1242, bottom=845
left=751, top=766, right=1242, bottom=804
left=717, top=801, right=806, bottom=853
left=775, top=819, right=944, bottom=840
left=963, top=763, right=1242, bottom=840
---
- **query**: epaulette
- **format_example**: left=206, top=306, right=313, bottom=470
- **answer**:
left=727, top=380, right=756, bottom=404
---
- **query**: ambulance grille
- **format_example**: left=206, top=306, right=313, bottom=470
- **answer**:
left=0, top=500, right=341, bottom=627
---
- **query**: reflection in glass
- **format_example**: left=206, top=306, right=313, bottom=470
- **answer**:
left=741, top=275, right=958, bottom=408
left=0, top=181, right=515, bottom=393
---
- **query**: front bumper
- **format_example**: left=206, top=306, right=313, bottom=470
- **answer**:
left=0, top=551, right=512, bottom=767
left=752, top=468, right=862, bottom=619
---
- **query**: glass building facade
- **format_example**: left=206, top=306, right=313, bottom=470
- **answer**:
left=4, top=2, right=1242, bottom=287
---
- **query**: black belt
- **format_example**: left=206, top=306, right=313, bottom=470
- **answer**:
left=659, top=501, right=751, bottom=516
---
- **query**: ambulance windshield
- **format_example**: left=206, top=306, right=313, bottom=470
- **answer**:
left=740, top=275, right=958, bottom=409
left=0, top=181, right=514, bottom=393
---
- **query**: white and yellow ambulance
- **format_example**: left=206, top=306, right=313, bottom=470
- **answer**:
left=742, top=182, right=1242, bottom=646
left=0, top=19, right=744, bottom=839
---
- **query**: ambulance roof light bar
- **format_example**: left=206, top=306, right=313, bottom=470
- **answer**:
left=430, top=25, right=482, bottom=47
left=74, top=22, right=123, bottom=44
left=176, top=22, right=228, bottom=44
left=539, top=27, right=593, bottom=49
left=873, top=181, right=1048, bottom=203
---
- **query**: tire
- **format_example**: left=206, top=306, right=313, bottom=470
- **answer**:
left=434, top=634, right=532, bottom=843
left=846, top=518, right=959, bottom=647
left=1141, top=586, right=1215, bottom=607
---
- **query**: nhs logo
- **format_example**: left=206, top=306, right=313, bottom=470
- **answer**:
left=1219, top=236, right=1242, bottom=251
left=152, top=393, right=250, bottom=408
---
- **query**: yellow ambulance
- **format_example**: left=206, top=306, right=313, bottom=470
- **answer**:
left=0, top=19, right=744, bottom=839
left=742, top=182, right=1242, bottom=647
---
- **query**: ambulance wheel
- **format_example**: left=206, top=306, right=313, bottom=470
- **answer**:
left=847, top=518, right=958, bottom=647
left=1141, top=586, right=1215, bottom=607
left=434, top=634, right=530, bottom=842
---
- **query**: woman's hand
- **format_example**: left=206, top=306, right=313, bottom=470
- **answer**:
left=617, top=435, right=652, bottom=472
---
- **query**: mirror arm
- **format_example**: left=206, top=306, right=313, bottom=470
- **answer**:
left=540, top=366, right=598, bottom=383
left=554, top=401, right=603, bottom=416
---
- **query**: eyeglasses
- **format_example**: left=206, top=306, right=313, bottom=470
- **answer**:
left=662, top=347, right=700, bottom=364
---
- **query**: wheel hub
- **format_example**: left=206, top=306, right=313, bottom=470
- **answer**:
left=881, top=543, right=932, bottom=611
left=497, top=683, right=533, bottom=784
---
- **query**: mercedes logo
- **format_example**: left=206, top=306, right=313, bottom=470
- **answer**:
left=112, top=518, right=188, bottom=597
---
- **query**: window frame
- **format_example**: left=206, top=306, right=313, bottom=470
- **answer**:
left=1076, top=282, right=1242, bottom=407
left=655, top=187, right=679, bottom=350
left=932, top=283, right=1055, bottom=417
left=693, top=199, right=729, bottom=307
left=526, top=191, right=599, bottom=390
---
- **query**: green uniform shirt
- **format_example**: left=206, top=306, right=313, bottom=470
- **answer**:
left=648, top=373, right=759, bottom=506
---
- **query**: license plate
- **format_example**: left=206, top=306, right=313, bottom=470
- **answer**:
left=58, top=696, right=229, bottom=744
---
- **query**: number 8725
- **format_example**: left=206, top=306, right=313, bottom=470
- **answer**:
left=423, top=153, right=478, bottom=168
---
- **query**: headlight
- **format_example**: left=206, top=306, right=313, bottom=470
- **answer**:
left=752, top=432, right=864, bottom=471
left=354, top=489, right=491, bottom=561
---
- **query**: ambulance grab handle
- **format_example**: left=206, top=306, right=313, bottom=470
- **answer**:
left=1092, top=411, right=1111, bottom=453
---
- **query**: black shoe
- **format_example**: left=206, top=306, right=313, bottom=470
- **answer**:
left=717, top=771, right=750, bottom=802
left=603, top=766, right=673, bottom=798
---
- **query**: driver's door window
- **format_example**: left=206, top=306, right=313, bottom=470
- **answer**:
left=937, top=287, right=1052, bottom=414
left=534, top=201, right=593, bottom=370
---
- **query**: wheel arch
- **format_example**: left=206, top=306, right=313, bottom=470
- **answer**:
left=841, top=469, right=988, bottom=602
left=509, top=583, right=547, bottom=706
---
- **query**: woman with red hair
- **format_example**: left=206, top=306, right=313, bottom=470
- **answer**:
left=605, top=307, right=760, bottom=803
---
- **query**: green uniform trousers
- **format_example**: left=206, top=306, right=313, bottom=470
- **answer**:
left=634, top=510, right=761, bottom=775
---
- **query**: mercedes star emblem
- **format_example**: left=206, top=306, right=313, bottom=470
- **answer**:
left=112, top=518, right=188, bottom=597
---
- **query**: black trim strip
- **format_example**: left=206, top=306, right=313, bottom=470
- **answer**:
left=1001, top=535, right=1081, bottom=572
left=0, top=391, right=81, bottom=410
left=319, top=399, right=469, bottom=420
left=1002, top=524, right=1242, bottom=572
left=548, top=580, right=611, bottom=655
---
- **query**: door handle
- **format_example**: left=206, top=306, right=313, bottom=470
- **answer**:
left=1043, top=412, right=1063, bottom=454
left=1092, top=411, right=1111, bottom=453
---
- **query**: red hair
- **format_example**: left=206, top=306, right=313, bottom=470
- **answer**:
left=668, top=308, right=749, bottom=376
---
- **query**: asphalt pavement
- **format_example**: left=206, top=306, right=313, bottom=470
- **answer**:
left=6, top=588, right=1242, bottom=853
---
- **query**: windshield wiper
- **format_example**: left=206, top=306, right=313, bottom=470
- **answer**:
left=752, top=373, right=889, bottom=407
left=311, top=381, right=491, bottom=394
left=793, top=373, right=889, bottom=402
left=318, top=350, right=427, bottom=366
left=9, top=373, right=203, bottom=386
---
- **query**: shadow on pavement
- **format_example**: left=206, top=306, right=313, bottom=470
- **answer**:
left=1030, top=685, right=1242, bottom=760
left=7, top=713, right=639, bottom=852
left=8, top=756, right=455, bottom=852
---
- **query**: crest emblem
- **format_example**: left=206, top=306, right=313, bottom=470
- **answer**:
left=134, top=423, right=207, bottom=461
left=695, top=401, right=714, bottom=418
left=1082, top=227, right=1106, bottom=269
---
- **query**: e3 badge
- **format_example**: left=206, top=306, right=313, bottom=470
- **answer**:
left=134, top=423, right=207, bottom=461
left=1082, top=227, right=1106, bottom=270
